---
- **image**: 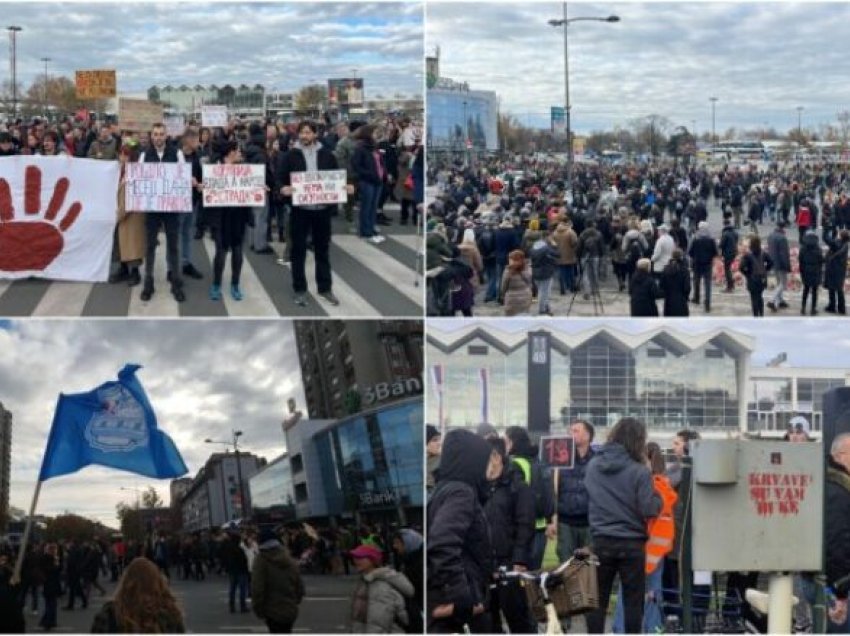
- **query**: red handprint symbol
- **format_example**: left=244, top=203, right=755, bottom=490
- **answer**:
left=0, top=166, right=82, bottom=271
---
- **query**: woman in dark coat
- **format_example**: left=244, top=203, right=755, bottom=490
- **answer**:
left=40, top=543, right=62, bottom=631
left=660, top=248, right=691, bottom=317
left=206, top=140, right=254, bottom=302
left=629, top=258, right=662, bottom=317
left=825, top=229, right=850, bottom=315
left=739, top=234, right=773, bottom=317
left=798, top=230, right=824, bottom=315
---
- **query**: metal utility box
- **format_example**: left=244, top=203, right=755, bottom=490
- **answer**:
left=691, top=439, right=823, bottom=572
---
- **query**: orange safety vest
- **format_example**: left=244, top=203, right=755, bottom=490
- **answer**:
left=645, top=474, right=678, bottom=574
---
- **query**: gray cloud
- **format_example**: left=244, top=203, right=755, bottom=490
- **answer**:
left=427, top=2, right=850, bottom=133
left=2, top=320, right=304, bottom=527
left=5, top=2, right=423, bottom=98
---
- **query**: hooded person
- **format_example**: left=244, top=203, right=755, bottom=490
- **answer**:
left=251, top=527, right=305, bottom=633
left=392, top=530, right=424, bottom=634
left=427, top=429, right=495, bottom=634
left=349, top=543, right=415, bottom=634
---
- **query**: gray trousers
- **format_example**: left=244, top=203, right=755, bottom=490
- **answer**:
left=772, top=270, right=788, bottom=305
left=252, top=202, right=268, bottom=251
left=556, top=522, right=592, bottom=563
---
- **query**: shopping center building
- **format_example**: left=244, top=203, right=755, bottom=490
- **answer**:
left=427, top=325, right=849, bottom=442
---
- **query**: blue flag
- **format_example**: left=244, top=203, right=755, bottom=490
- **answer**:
left=38, top=364, right=188, bottom=481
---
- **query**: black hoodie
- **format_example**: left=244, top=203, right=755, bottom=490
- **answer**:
left=427, top=430, right=493, bottom=626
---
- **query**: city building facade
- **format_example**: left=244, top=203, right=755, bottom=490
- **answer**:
left=295, top=320, right=423, bottom=420
left=0, top=403, right=10, bottom=534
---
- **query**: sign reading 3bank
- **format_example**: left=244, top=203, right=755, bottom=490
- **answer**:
left=363, top=377, right=422, bottom=407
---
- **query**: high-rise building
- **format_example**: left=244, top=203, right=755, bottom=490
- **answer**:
left=0, top=403, right=11, bottom=533
left=294, top=321, right=423, bottom=419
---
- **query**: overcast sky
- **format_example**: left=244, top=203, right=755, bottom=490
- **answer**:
left=3, top=2, right=423, bottom=98
left=427, top=2, right=850, bottom=134
left=1, top=320, right=305, bottom=527
left=429, top=318, right=850, bottom=368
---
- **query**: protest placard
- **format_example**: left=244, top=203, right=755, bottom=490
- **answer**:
left=0, top=157, right=120, bottom=282
left=164, top=115, right=185, bottom=138
left=202, top=164, right=266, bottom=207
left=290, top=170, right=347, bottom=206
left=75, top=70, right=117, bottom=99
left=538, top=435, right=575, bottom=469
left=119, top=98, right=164, bottom=133
left=124, top=163, right=192, bottom=212
left=201, top=105, right=228, bottom=128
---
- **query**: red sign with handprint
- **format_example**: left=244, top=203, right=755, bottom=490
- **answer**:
left=0, top=157, right=121, bottom=281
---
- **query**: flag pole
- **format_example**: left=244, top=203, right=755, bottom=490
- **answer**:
left=11, top=479, right=44, bottom=585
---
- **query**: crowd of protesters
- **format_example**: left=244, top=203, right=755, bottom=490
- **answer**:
left=426, top=155, right=850, bottom=317
left=425, top=419, right=850, bottom=634
left=0, top=112, right=424, bottom=307
left=0, top=519, right=423, bottom=634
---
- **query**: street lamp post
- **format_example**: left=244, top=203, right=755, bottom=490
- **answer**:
left=796, top=106, right=804, bottom=141
left=462, top=99, right=469, bottom=166
left=548, top=5, right=619, bottom=189
left=205, top=430, right=247, bottom=520
left=7, top=26, right=22, bottom=119
left=40, top=56, right=50, bottom=119
left=709, top=97, right=718, bottom=147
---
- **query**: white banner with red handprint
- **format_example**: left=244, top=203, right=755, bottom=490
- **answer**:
left=0, top=157, right=120, bottom=282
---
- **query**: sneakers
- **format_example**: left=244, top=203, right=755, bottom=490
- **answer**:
left=368, top=235, right=386, bottom=244
left=182, top=263, right=203, bottom=279
left=209, top=284, right=222, bottom=301
left=231, top=284, right=244, bottom=301
left=293, top=294, right=308, bottom=307
left=141, top=278, right=155, bottom=301
left=319, top=290, right=339, bottom=306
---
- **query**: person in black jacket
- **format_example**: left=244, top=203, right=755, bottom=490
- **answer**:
left=687, top=221, right=719, bottom=312
left=351, top=124, right=386, bottom=244
left=824, top=230, right=850, bottom=315
left=0, top=554, right=24, bottom=633
left=719, top=218, right=739, bottom=292
left=392, top=529, right=424, bottom=635
left=629, top=258, right=662, bottom=317
left=660, top=249, right=691, bottom=317
left=220, top=531, right=250, bottom=613
left=427, top=429, right=495, bottom=634
left=529, top=233, right=559, bottom=315
left=825, top=433, right=850, bottom=630
left=739, top=234, right=773, bottom=317
left=244, top=122, right=274, bottom=255
left=798, top=229, right=824, bottom=315
left=555, top=420, right=595, bottom=563
left=178, top=129, right=205, bottom=281
left=64, top=540, right=88, bottom=610
left=585, top=417, right=662, bottom=634
left=276, top=120, right=352, bottom=307
left=39, top=543, right=62, bottom=630
left=483, top=437, right=536, bottom=635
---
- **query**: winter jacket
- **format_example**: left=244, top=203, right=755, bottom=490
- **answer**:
left=824, top=237, right=850, bottom=290
left=333, top=135, right=357, bottom=183
left=529, top=239, right=559, bottom=281
left=494, top=227, right=521, bottom=266
left=220, top=536, right=249, bottom=575
left=500, top=267, right=533, bottom=316
left=585, top=443, right=662, bottom=541
left=556, top=447, right=596, bottom=528
left=275, top=143, right=340, bottom=212
left=351, top=140, right=383, bottom=186
left=798, top=232, right=824, bottom=287
left=251, top=543, right=305, bottom=625
left=826, top=458, right=850, bottom=599
left=427, top=430, right=494, bottom=625
left=660, top=261, right=691, bottom=317
left=767, top=229, right=791, bottom=273
left=350, top=567, right=414, bottom=633
left=687, top=231, right=719, bottom=273
left=650, top=233, right=675, bottom=272
left=739, top=249, right=773, bottom=290
left=719, top=226, right=739, bottom=262
left=552, top=224, right=579, bottom=265
left=484, top=462, right=535, bottom=568
left=629, top=270, right=662, bottom=317
left=577, top=227, right=605, bottom=259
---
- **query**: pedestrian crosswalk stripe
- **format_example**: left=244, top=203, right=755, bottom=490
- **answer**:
left=202, top=237, right=279, bottom=317
left=387, top=232, right=422, bottom=253
left=32, top=281, right=93, bottom=316
left=333, top=235, right=423, bottom=305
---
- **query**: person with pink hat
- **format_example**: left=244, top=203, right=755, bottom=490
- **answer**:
left=348, top=544, right=414, bottom=633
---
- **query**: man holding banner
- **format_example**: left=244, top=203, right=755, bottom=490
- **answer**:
left=276, top=120, right=353, bottom=307
left=137, top=123, right=189, bottom=303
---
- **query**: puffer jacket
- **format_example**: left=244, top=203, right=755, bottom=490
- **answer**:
left=251, top=543, right=305, bottom=626
left=350, top=567, right=415, bottom=633
left=552, top=224, right=578, bottom=265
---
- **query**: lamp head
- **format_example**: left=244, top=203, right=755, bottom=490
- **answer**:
left=606, top=15, right=620, bottom=22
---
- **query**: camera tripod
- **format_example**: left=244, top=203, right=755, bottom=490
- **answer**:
left=566, top=259, right=605, bottom=316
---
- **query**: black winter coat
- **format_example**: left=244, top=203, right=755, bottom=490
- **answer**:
left=275, top=145, right=340, bottom=213
left=688, top=234, right=719, bottom=273
left=798, top=234, right=824, bottom=287
left=660, top=261, right=691, bottom=317
left=556, top=448, right=595, bottom=527
left=824, top=238, right=850, bottom=290
left=351, top=140, right=383, bottom=185
left=826, top=459, right=850, bottom=599
left=529, top=240, right=559, bottom=281
left=483, top=463, right=535, bottom=567
left=719, top=226, right=739, bottom=261
left=427, top=430, right=493, bottom=626
left=629, top=271, right=661, bottom=317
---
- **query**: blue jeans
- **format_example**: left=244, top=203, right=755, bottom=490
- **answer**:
left=528, top=530, right=547, bottom=571
left=582, top=256, right=600, bottom=294
left=229, top=572, right=248, bottom=610
left=559, top=264, right=575, bottom=293
left=252, top=202, right=269, bottom=250
left=179, top=202, right=198, bottom=267
left=358, top=181, right=381, bottom=238
left=484, top=262, right=499, bottom=301
left=693, top=268, right=712, bottom=309
left=612, top=561, right=664, bottom=633
left=537, top=277, right=553, bottom=314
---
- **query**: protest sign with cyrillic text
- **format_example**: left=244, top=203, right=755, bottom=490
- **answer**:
left=291, top=170, right=347, bottom=206
left=125, top=163, right=192, bottom=212
left=202, top=164, right=266, bottom=207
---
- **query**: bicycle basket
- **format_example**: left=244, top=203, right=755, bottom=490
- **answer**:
left=523, top=557, right=600, bottom=620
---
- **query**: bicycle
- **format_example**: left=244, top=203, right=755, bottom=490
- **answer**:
left=495, top=554, right=598, bottom=635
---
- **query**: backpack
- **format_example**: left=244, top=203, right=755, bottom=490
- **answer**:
left=626, top=237, right=643, bottom=267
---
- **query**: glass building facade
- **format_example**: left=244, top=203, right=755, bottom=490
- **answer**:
left=427, top=88, right=499, bottom=151
left=747, top=372, right=848, bottom=434
left=428, top=329, right=747, bottom=435
left=249, top=456, right=297, bottom=524
left=314, top=399, right=423, bottom=520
